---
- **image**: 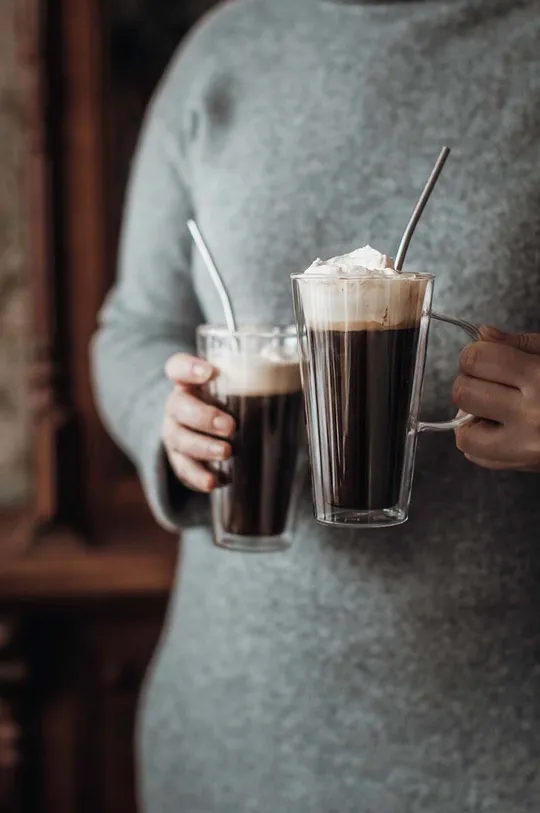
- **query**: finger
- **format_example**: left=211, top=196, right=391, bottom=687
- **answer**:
left=480, top=326, right=540, bottom=356
left=165, top=353, right=213, bottom=385
left=169, top=424, right=232, bottom=462
left=463, top=454, right=523, bottom=471
left=452, top=375, right=520, bottom=423
left=169, top=391, right=235, bottom=437
left=455, top=419, right=516, bottom=462
left=460, top=341, right=530, bottom=389
left=168, top=450, right=216, bottom=493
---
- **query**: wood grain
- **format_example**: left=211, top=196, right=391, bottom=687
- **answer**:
left=0, top=512, right=177, bottom=603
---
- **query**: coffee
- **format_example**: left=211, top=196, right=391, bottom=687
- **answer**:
left=215, top=390, right=303, bottom=535
left=206, top=350, right=302, bottom=537
left=306, top=325, right=420, bottom=510
left=293, top=246, right=477, bottom=527
left=293, top=245, right=428, bottom=521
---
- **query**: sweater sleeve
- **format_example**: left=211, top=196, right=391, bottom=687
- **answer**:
left=91, top=101, right=203, bottom=532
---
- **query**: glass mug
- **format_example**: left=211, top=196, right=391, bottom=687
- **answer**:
left=291, top=272, right=479, bottom=528
left=197, top=325, right=305, bottom=552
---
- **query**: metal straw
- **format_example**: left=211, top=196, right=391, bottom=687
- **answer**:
left=187, top=219, right=238, bottom=333
left=394, top=146, right=451, bottom=272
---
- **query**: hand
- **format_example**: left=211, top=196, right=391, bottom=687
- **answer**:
left=452, top=327, right=540, bottom=472
left=162, top=353, right=235, bottom=492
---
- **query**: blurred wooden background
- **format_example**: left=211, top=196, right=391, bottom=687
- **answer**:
left=0, top=1, right=218, bottom=810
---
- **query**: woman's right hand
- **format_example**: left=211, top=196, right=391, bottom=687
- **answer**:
left=162, top=353, right=235, bottom=493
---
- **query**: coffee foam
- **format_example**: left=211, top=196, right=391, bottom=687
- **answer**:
left=209, top=351, right=302, bottom=397
left=298, top=276, right=428, bottom=331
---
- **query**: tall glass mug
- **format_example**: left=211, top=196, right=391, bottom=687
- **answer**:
left=197, top=326, right=305, bottom=552
left=291, top=272, right=479, bottom=528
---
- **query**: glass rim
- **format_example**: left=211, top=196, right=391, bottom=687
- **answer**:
left=197, top=324, right=297, bottom=340
left=290, top=272, right=435, bottom=282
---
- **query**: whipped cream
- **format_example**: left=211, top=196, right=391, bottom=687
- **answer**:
left=298, top=246, right=428, bottom=331
left=304, top=245, right=399, bottom=278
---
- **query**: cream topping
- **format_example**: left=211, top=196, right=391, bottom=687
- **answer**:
left=304, top=245, right=399, bottom=278
left=299, top=245, right=428, bottom=330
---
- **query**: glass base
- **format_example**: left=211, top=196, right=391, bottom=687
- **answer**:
left=315, top=506, right=408, bottom=529
left=213, top=531, right=292, bottom=553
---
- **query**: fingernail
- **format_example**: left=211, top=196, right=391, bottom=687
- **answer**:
left=213, top=415, right=230, bottom=433
left=480, top=325, right=507, bottom=342
left=210, top=442, right=226, bottom=459
left=203, top=473, right=215, bottom=492
left=192, top=362, right=209, bottom=380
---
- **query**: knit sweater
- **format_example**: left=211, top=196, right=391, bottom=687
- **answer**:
left=91, top=1, right=540, bottom=810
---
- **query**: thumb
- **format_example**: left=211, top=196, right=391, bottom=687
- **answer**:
left=479, top=326, right=540, bottom=355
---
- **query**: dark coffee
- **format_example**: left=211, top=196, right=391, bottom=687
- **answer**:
left=305, top=326, right=420, bottom=510
left=213, top=391, right=303, bottom=536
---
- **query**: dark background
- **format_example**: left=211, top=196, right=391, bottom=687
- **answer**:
left=0, top=1, right=219, bottom=810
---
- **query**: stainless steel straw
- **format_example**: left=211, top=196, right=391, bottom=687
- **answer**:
left=187, top=219, right=238, bottom=333
left=394, top=146, right=451, bottom=272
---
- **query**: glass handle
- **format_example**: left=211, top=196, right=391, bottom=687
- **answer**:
left=418, top=311, right=481, bottom=433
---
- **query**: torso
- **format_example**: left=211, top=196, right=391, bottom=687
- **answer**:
left=140, top=2, right=540, bottom=810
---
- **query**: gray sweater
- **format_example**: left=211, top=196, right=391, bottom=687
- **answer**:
left=92, top=1, right=540, bottom=811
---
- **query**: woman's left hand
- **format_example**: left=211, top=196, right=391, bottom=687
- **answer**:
left=452, top=327, right=540, bottom=472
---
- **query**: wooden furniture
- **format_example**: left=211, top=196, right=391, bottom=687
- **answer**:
left=0, top=0, right=226, bottom=810
left=0, top=517, right=177, bottom=813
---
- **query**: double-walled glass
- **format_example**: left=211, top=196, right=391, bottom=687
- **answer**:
left=197, top=325, right=304, bottom=552
left=291, top=273, right=479, bottom=528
